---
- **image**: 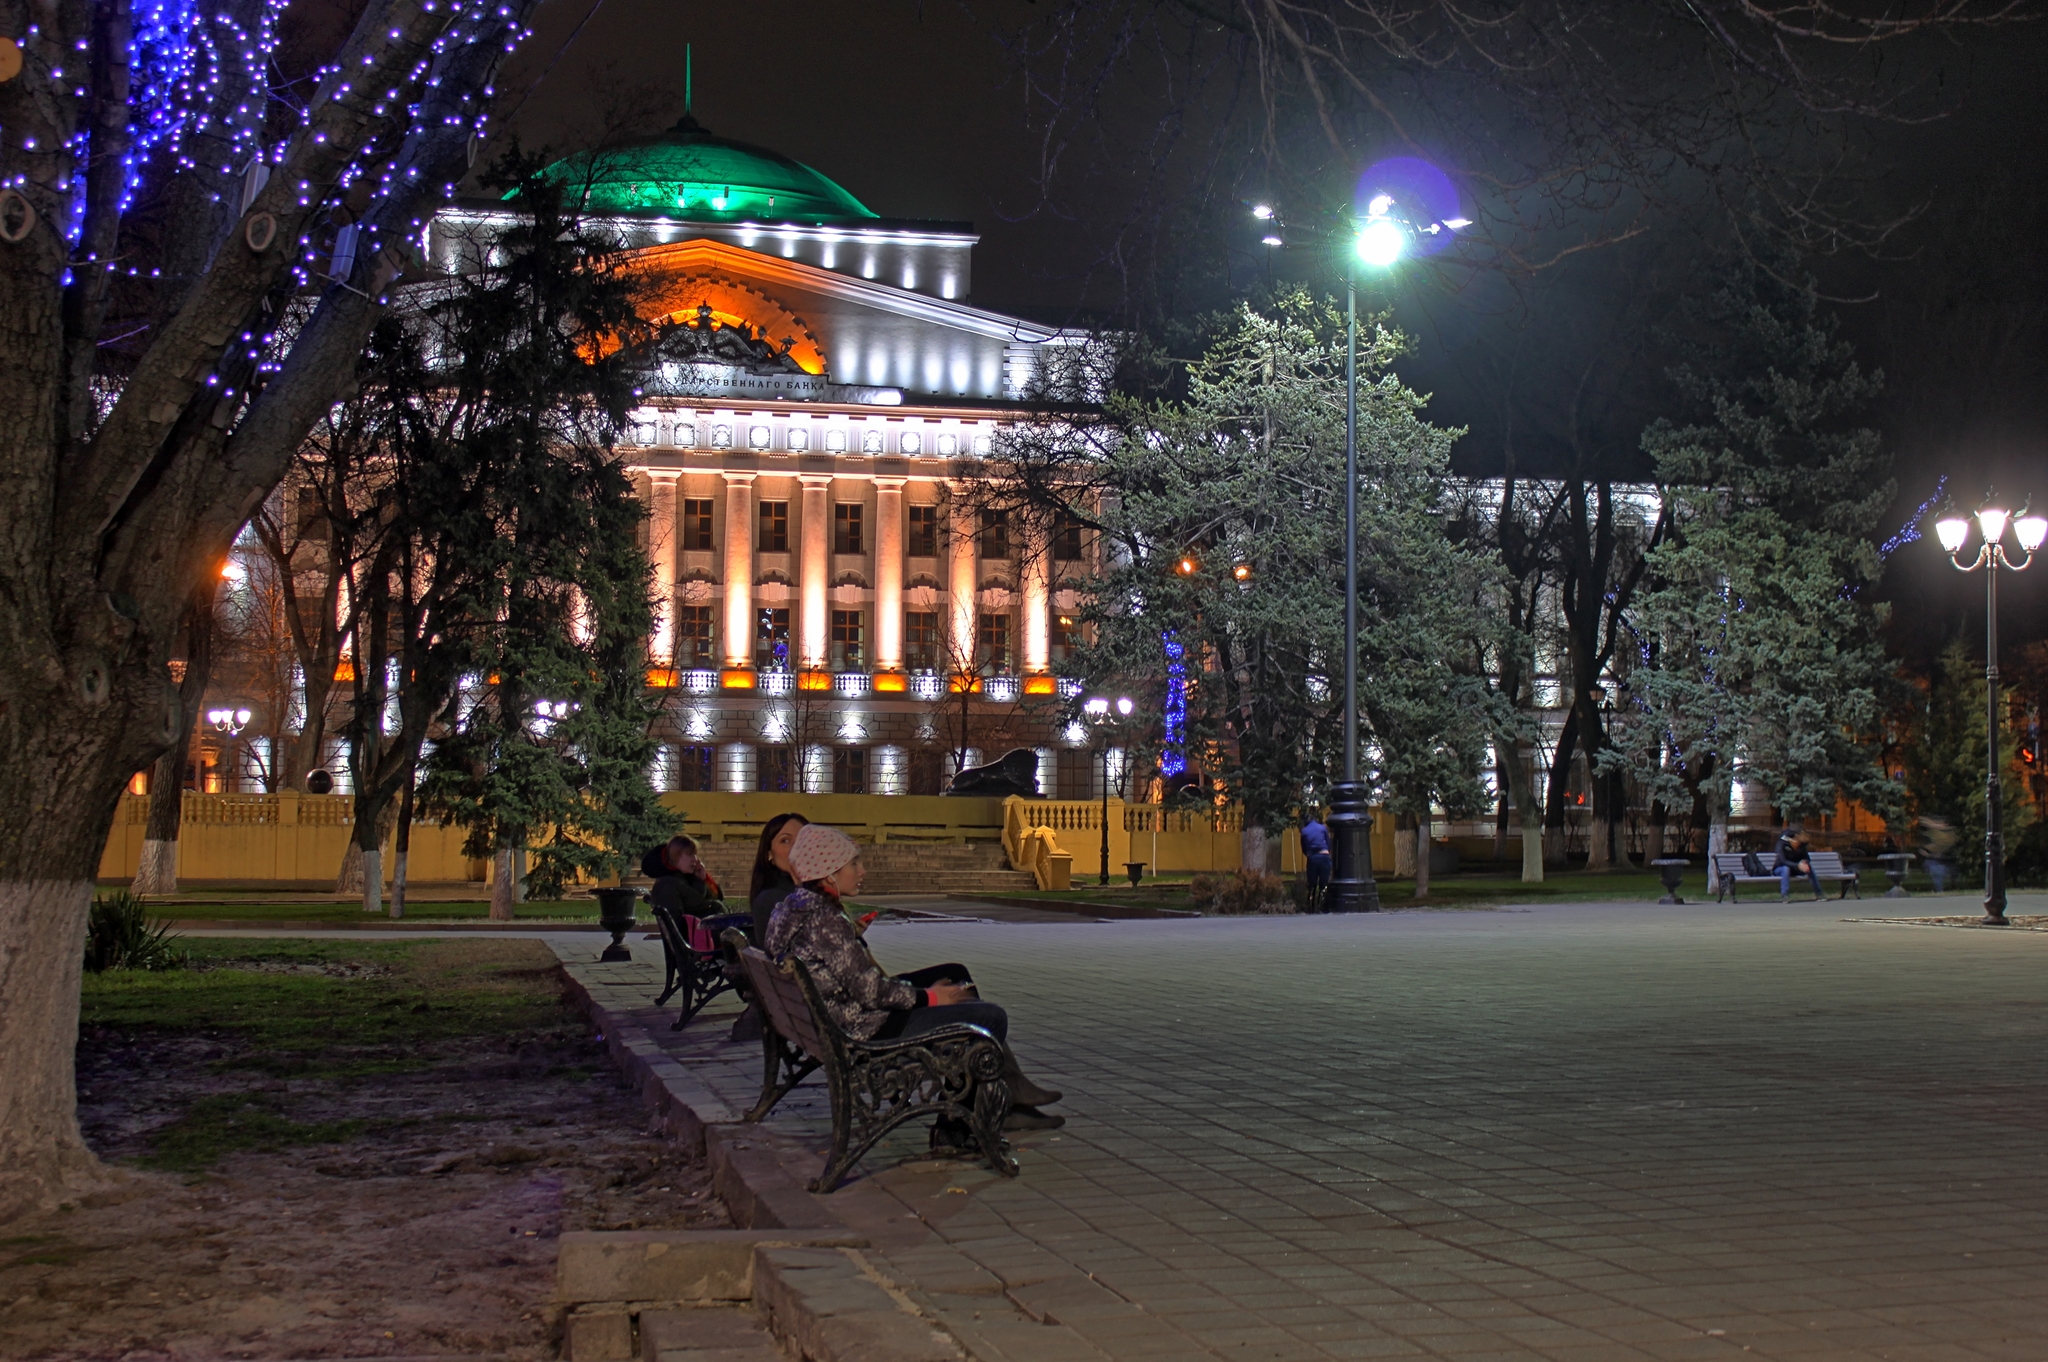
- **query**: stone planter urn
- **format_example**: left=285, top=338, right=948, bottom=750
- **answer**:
left=593, top=887, right=641, bottom=962
left=1651, top=858, right=1690, bottom=905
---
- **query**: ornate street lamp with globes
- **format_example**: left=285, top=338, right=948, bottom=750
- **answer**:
left=1934, top=495, right=2048, bottom=924
left=1084, top=694, right=1135, bottom=886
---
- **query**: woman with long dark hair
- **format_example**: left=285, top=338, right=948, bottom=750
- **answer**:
left=748, top=811, right=808, bottom=944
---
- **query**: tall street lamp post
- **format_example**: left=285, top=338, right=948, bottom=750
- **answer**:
left=1934, top=496, right=2048, bottom=925
left=1253, top=193, right=1448, bottom=911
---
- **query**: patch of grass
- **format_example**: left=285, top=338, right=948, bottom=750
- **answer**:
left=989, top=866, right=1697, bottom=910
left=81, top=938, right=572, bottom=1082
left=141, top=899, right=610, bottom=923
left=136, top=1094, right=381, bottom=1173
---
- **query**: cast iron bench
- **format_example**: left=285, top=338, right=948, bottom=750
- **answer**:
left=723, top=930, right=1017, bottom=1192
left=648, top=904, right=749, bottom=1029
left=1712, top=851, right=1860, bottom=902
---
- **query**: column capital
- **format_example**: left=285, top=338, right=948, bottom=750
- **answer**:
left=721, top=470, right=758, bottom=486
left=646, top=469, right=682, bottom=485
left=873, top=475, right=908, bottom=492
left=798, top=472, right=836, bottom=490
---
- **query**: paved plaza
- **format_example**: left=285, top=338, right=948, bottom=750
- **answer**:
left=565, top=896, right=2048, bottom=1361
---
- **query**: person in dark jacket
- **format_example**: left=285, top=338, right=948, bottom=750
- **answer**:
left=642, top=834, right=724, bottom=916
left=748, top=812, right=809, bottom=944
left=1773, top=827, right=1820, bottom=900
left=1299, top=810, right=1333, bottom=912
left=767, top=823, right=1064, bottom=1145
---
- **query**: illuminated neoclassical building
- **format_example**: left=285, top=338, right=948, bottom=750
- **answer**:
left=430, top=115, right=1105, bottom=798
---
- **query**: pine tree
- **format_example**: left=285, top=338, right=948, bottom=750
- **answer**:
left=1616, top=256, right=1902, bottom=837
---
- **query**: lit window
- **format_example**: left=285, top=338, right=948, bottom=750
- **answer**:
left=901, top=431, right=922, bottom=455
left=749, top=425, right=771, bottom=450
left=831, top=610, right=865, bottom=670
left=907, top=505, right=938, bottom=557
left=788, top=426, right=809, bottom=451
left=758, top=501, right=789, bottom=552
left=834, top=503, right=864, bottom=555
left=937, top=433, right=958, bottom=456
left=681, top=498, right=714, bottom=551
left=825, top=428, right=848, bottom=453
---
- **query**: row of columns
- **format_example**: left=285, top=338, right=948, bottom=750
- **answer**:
left=643, top=473, right=1052, bottom=674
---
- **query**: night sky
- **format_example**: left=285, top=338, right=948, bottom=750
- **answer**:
left=495, top=1, right=2048, bottom=662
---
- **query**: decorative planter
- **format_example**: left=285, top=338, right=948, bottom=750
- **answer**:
left=593, top=887, right=641, bottom=962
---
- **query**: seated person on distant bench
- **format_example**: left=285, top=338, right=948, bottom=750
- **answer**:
left=642, top=834, right=724, bottom=917
left=765, top=823, right=1065, bottom=1147
left=1773, top=827, right=1820, bottom=900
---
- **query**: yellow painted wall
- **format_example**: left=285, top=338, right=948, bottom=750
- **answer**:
left=661, top=792, right=1008, bottom=844
left=98, top=793, right=484, bottom=886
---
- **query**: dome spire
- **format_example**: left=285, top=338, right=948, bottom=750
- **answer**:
left=684, top=44, right=692, bottom=118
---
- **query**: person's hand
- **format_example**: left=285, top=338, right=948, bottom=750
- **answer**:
left=927, top=981, right=975, bottom=1008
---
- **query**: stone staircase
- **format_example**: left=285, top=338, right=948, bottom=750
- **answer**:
left=693, top=837, right=1034, bottom=897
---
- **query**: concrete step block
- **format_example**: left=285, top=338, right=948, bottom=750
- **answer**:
left=753, top=1246, right=963, bottom=1362
left=641, top=1305, right=785, bottom=1361
left=555, top=1229, right=862, bottom=1306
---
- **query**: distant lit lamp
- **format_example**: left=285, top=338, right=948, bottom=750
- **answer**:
left=1937, top=493, right=2043, bottom=924
left=1355, top=216, right=1407, bottom=269
left=1085, top=694, right=1135, bottom=886
left=207, top=707, right=251, bottom=735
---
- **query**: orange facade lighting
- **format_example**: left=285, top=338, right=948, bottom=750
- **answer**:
left=1023, top=675, right=1058, bottom=695
left=872, top=671, right=909, bottom=693
left=646, top=667, right=680, bottom=689
left=797, top=670, right=832, bottom=691
left=333, top=658, right=356, bottom=682
left=720, top=667, right=757, bottom=689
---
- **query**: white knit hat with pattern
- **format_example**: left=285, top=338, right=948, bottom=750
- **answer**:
left=788, top=823, right=860, bottom=884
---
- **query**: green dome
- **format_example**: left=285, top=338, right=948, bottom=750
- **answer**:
left=529, top=115, right=877, bottom=224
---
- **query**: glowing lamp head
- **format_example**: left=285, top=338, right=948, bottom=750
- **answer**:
left=1979, top=505, right=2011, bottom=545
left=1177, top=556, right=1197, bottom=575
left=1356, top=217, right=1406, bottom=268
left=1365, top=193, right=1395, bottom=218
left=1232, top=563, right=1252, bottom=581
left=1935, top=514, right=1971, bottom=553
left=2019, top=515, right=2048, bottom=552
left=235, top=708, right=251, bottom=726
left=1260, top=233, right=1283, bottom=247
left=1251, top=203, right=1274, bottom=220
left=1083, top=696, right=1110, bottom=717
left=1115, top=696, right=1135, bottom=717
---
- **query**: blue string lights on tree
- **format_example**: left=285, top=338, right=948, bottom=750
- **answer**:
left=1160, top=632, right=1188, bottom=779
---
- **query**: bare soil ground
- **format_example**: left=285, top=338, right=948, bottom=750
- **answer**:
left=0, top=939, right=727, bottom=1362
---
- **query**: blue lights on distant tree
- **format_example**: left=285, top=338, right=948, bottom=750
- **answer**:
left=1160, top=632, right=1187, bottom=777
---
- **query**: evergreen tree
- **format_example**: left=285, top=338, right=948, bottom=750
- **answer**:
left=1020, top=293, right=1503, bottom=877
left=1615, top=257, right=1902, bottom=837
left=359, top=161, right=677, bottom=915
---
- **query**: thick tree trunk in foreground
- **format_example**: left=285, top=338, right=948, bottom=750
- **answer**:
left=388, top=781, right=414, bottom=919
left=1505, top=739, right=1544, bottom=884
left=0, top=883, right=103, bottom=1217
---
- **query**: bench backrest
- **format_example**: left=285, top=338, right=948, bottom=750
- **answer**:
left=734, top=942, right=831, bottom=1058
left=1807, top=851, right=1847, bottom=876
left=1711, top=853, right=1758, bottom=877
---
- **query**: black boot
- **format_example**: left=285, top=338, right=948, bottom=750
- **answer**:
left=1000, top=1050, right=1061, bottom=1107
left=1003, top=1105, right=1065, bottom=1132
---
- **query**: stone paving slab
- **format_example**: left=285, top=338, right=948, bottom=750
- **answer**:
left=552, top=895, right=2048, bottom=1361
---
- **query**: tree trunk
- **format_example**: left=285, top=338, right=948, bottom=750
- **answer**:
left=1413, top=818, right=1431, bottom=898
left=1647, top=798, right=1668, bottom=864
left=1707, top=783, right=1730, bottom=897
left=1240, top=824, right=1268, bottom=875
left=491, top=844, right=516, bottom=921
left=1394, top=812, right=1417, bottom=877
left=389, top=780, right=413, bottom=919
left=1506, top=739, right=1544, bottom=884
left=361, top=846, right=382, bottom=916
left=133, top=600, right=214, bottom=896
left=1543, top=707, right=1580, bottom=868
left=0, top=882, right=109, bottom=1221
left=1587, top=812, right=1612, bottom=870
left=335, top=839, right=364, bottom=895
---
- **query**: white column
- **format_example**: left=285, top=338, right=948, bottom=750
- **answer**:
left=646, top=471, right=680, bottom=661
left=722, top=473, right=755, bottom=667
left=947, top=486, right=977, bottom=674
left=1022, top=524, right=1050, bottom=674
left=800, top=474, right=832, bottom=669
left=874, top=476, right=906, bottom=671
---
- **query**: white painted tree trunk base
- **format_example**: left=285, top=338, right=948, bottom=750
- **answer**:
left=361, top=847, right=382, bottom=915
left=1521, top=828, right=1544, bottom=883
left=1240, top=826, right=1268, bottom=876
left=490, top=848, right=515, bottom=921
left=131, top=840, right=177, bottom=897
left=0, top=881, right=116, bottom=1220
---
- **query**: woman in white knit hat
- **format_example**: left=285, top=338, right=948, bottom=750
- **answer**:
left=765, top=822, right=1064, bottom=1144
